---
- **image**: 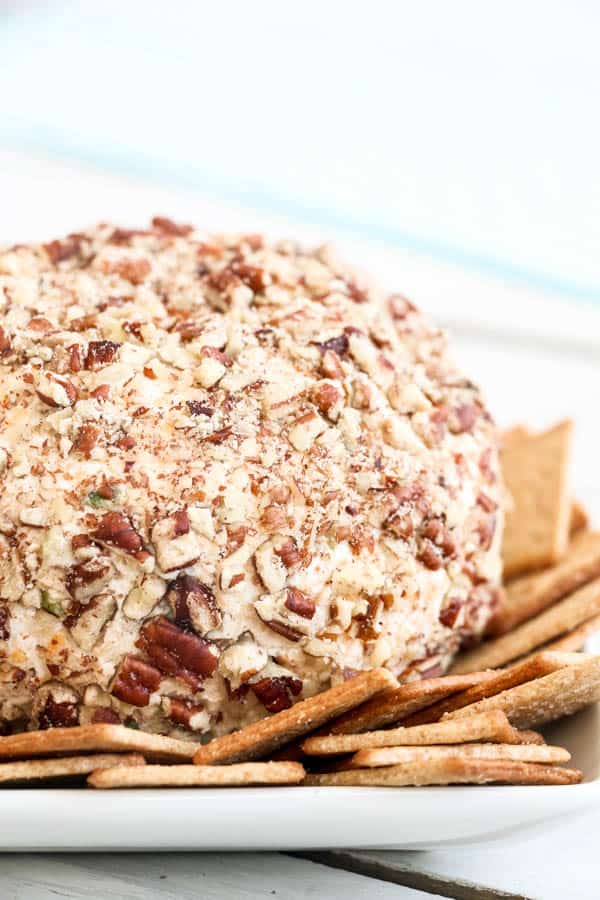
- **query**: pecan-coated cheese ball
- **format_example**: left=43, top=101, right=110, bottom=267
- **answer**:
left=0, top=219, right=503, bottom=737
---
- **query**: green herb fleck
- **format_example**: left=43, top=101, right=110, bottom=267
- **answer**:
left=86, top=491, right=107, bottom=509
left=124, top=718, right=140, bottom=730
left=41, top=590, right=65, bottom=618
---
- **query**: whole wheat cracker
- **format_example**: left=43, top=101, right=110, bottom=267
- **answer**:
left=451, top=578, right=600, bottom=673
left=325, top=671, right=495, bottom=735
left=535, top=614, right=600, bottom=654
left=193, top=668, right=396, bottom=765
left=88, top=761, right=305, bottom=789
left=304, top=758, right=582, bottom=787
left=402, top=652, right=580, bottom=726
left=489, top=531, right=600, bottom=636
left=571, top=500, right=589, bottom=536
left=501, top=420, right=573, bottom=580
left=0, top=724, right=199, bottom=762
left=350, top=743, right=570, bottom=769
left=0, top=753, right=145, bottom=785
left=446, top=654, right=600, bottom=729
left=302, top=710, right=526, bottom=756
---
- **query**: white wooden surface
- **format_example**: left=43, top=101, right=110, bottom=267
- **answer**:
left=2, top=150, right=600, bottom=899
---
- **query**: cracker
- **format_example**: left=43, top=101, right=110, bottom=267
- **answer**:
left=502, top=425, right=530, bottom=447
left=402, top=652, right=573, bottom=726
left=501, top=420, right=573, bottom=579
left=0, top=724, right=199, bottom=762
left=447, top=654, right=600, bottom=729
left=489, top=531, right=600, bottom=636
left=350, top=743, right=570, bottom=769
left=451, top=578, right=600, bottom=673
left=326, top=671, right=494, bottom=735
left=304, top=758, right=582, bottom=787
left=571, top=500, right=589, bottom=536
left=0, top=753, right=145, bottom=786
left=538, top=613, right=600, bottom=654
left=88, top=761, right=305, bottom=789
left=193, top=668, right=396, bottom=765
left=301, top=710, right=525, bottom=756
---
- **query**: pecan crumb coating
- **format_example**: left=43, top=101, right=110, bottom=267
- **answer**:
left=0, top=219, right=503, bottom=737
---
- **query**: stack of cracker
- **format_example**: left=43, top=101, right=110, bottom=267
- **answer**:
left=1, top=420, right=599, bottom=790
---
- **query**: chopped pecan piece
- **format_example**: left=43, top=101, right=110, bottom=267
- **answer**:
left=260, top=505, right=288, bottom=533
left=151, top=216, right=194, bottom=237
left=417, top=541, right=444, bottom=570
left=165, top=697, right=206, bottom=730
left=421, top=518, right=456, bottom=558
left=312, top=381, right=343, bottom=419
left=449, top=403, right=479, bottom=434
left=28, top=316, right=53, bottom=333
left=91, top=707, right=121, bottom=725
left=38, top=696, right=79, bottom=729
left=0, top=326, right=11, bottom=356
left=321, top=349, right=344, bottom=379
left=84, top=340, right=121, bottom=370
left=232, top=262, right=269, bottom=293
left=388, top=294, right=416, bottom=320
left=476, top=513, right=497, bottom=551
left=94, top=512, right=144, bottom=555
left=285, top=587, right=315, bottom=619
left=113, top=257, right=151, bottom=285
left=67, top=344, right=83, bottom=373
left=66, top=559, right=112, bottom=601
left=43, top=237, right=81, bottom=265
left=251, top=675, right=302, bottom=713
left=187, top=401, right=214, bottom=417
left=167, top=574, right=221, bottom=634
left=111, top=654, right=162, bottom=707
left=439, top=598, right=463, bottom=628
left=36, top=373, right=78, bottom=408
left=138, top=616, right=218, bottom=689
left=73, top=423, right=100, bottom=457
left=273, top=536, right=301, bottom=569
left=172, top=509, right=190, bottom=536
left=0, top=603, right=10, bottom=640
left=317, top=334, right=349, bottom=356
left=259, top=618, right=302, bottom=642
left=203, top=426, right=233, bottom=445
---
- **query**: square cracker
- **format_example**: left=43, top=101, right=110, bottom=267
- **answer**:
left=489, top=531, right=600, bottom=636
left=501, top=420, right=573, bottom=579
left=301, top=710, right=527, bottom=756
left=451, top=578, right=600, bottom=673
left=304, top=758, right=582, bottom=786
left=88, top=761, right=305, bottom=789
left=350, top=742, right=570, bottom=769
left=0, top=753, right=144, bottom=786
left=571, top=500, right=589, bottom=536
left=402, top=652, right=575, bottom=726
left=0, top=724, right=199, bottom=762
left=537, top=613, right=600, bottom=654
left=193, top=668, right=396, bottom=765
left=324, top=671, right=494, bottom=735
left=447, top=654, right=600, bottom=729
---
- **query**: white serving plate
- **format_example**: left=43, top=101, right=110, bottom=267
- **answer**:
left=2, top=155, right=600, bottom=853
left=2, top=704, right=600, bottom=852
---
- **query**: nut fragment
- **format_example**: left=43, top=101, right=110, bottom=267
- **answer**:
left=138, top=616, right=219, bottom=689
left=251, top=675, right=302, bottom=713
left=167, top=573, right=221, bottom=634
left=36, top=372, right=78, bottom=408
left=111, top=655, right=162, bottom=707
left=94, top=512, right=144, bottom=556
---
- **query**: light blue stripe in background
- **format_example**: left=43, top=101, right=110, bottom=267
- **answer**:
left=1, top=1, right=599, bottom=302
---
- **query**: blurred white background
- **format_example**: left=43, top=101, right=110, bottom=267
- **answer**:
left=1, top=0, right=599, bottom=299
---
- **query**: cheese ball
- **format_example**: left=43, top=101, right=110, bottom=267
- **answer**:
left=0, top=219, right=502, bottom=737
